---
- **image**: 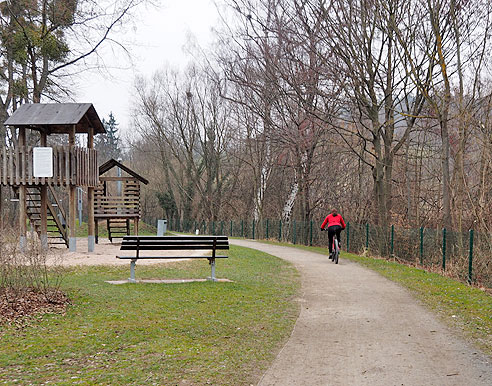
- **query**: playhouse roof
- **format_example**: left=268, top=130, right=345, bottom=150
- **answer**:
left=4, top=103, right=106, bottom=134
left=99, top=159, right=149, bottom=185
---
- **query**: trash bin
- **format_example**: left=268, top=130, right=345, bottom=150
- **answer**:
left=157, top=219, right=167, bottom=236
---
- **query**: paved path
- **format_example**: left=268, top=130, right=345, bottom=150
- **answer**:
left=230, top=239, right=492, bottom=386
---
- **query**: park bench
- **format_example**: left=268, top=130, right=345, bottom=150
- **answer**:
left=116, top=235, right=229, bottom=282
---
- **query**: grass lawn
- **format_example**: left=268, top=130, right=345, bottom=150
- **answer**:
left=0, top=245, right=300, bottom=385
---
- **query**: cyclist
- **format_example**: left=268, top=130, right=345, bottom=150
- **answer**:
left=320, top=208, right=346, bottom=258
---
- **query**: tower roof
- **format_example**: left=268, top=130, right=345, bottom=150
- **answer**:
left=99, top=158, right=149, bottom=185
left=4, top=103, right=106, bottom=134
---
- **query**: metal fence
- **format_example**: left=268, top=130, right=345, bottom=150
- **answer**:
left=168, top=218, right=492, bottom=288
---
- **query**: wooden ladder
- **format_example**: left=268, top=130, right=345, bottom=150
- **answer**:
left=26, top=186, right=69, bottom=247
left=107, top=218, right=130, bottom=242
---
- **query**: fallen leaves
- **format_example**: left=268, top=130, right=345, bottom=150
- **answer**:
left=0, top=287, right=70, bottom=327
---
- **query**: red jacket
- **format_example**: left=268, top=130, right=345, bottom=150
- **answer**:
left=321, top=214, right=346, bottom=230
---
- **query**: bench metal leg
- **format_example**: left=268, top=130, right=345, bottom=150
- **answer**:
left=208, top=258, right=217, bottom=282
left=129, top=259, right=137, bottom=283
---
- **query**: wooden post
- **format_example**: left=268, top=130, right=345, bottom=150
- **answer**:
left=40, top=131, right=48, bottom=249
left=0, top=186, right=2, bottom=230
left=19, top=127, right=27, bottom=250
left=19, top=185, right=27, bottom=250
left=68, top=125, right=77, bottom=252
left=95, top=219, right=99, bottom=244
left=87, top=126, right=95, bottom=252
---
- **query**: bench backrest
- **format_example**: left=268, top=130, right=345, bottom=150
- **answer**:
left=120, top=236, right=229, bottom=251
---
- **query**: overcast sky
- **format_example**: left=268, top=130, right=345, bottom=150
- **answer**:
left=76, top=0, right=220, bottom=135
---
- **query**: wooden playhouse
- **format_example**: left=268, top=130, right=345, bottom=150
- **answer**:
left=2, top=103, right=105, bottom=251
left=94, top=158, right=149, bottom=243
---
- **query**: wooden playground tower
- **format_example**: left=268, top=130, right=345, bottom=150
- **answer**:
left=94, top=158, right=148, bottom=243
left=3, top=103, right=105, bottom=251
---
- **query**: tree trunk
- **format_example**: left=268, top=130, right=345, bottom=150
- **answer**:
left=441, top=116, right=452, bottom=230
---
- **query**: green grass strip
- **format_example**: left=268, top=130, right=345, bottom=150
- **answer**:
left=0, top=245, right=300, bottom=385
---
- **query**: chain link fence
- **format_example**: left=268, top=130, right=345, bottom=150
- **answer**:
left=168, top=218, right=491, bottom=288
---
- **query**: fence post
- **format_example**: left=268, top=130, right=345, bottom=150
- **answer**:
left=293, top=220, right=297, bottom=244
left=365, top=223, right=369, bottom=249
left=266, top=219, right=269, bottom=239
left=220, top=221, right=224, bottom=235
left=310, top=220, right=313, bottom=246
left=420, top=227, right=424, bottom=265
left=390, top=225, right=394, bottom=256
left=346, top=222, right=350, bottom=251
left=442, top=228, right=447, bottom=271
left=279, top=220, right=282, bottom=241
left=241, top=220, right=244, bottom=237
left=252, top=220, right=256, bottom=239
left=230, top=220, right=233, bottom=236
left=212, top=221, right=215, bottom=235
left=468, top=229, right=474, bottom=284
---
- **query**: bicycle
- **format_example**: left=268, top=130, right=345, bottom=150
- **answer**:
left=321, top=228, right=341, bottom=264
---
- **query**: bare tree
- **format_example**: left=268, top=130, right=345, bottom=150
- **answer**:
left=312, top=0, right=428, bottom=234
left=219, top=0, right=343, bottom=235
left=132, top=65, right=233, bottom=222
left=391, top=0, right=492, bottom=231
left=218, top=0, right=284, bottom=223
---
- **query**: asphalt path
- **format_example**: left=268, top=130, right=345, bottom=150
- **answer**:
left=230, top=239, right=492, bottom=386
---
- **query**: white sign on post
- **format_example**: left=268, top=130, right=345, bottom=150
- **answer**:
left=33, top=147, right=53, bottom=178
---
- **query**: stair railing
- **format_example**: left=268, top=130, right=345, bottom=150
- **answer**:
left=47, top=186, right=68, bottom=244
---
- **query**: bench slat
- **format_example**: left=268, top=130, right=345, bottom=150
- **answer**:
left=120, top=240, right=229, bottom=245
left=120, top=245, right=229, bottom=251
left=116, top=255, right=228, bottom=259
left=122, top=236, right=228, bottom=241
left=120, top=236, right=229, bottom=251
left=123, top=236, right=229, bottom=245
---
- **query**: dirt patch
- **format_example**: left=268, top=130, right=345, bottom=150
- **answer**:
left=0, top=288, right=69, bottom=326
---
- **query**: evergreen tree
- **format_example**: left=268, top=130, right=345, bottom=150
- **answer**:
left=156, top=191, right=177, bottom=219
left=96, top=112, right=121, bottom=162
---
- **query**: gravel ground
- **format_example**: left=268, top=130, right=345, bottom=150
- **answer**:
left=230, top=239, right=492, bottom=386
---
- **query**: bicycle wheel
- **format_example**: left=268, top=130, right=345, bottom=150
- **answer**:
left=334, top=239, right=339, bottom=264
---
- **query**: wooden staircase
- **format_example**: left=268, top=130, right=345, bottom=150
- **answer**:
left=26, top=186, right=69, bottom=247
left=107, top=218, right=130, bottom=242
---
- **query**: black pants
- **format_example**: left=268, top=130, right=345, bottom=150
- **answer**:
left=328, top=225, right=342, bottom=253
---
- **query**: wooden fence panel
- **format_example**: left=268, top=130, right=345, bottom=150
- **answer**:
left=1, top=147, right=6, bottom=185
left=9, top=148, right=14, bottom=186
left=0, top=146, right=99, bottom=187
